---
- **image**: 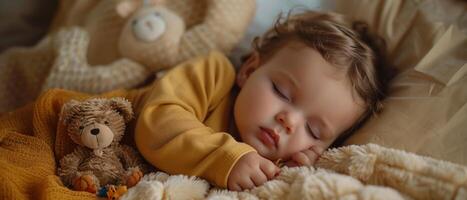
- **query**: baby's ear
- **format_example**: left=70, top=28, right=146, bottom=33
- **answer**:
left=60, top=99, right=80, bottom=125
left=237, top=51, right=261, bottom=88
left=109, top=97, right=134, bottom=122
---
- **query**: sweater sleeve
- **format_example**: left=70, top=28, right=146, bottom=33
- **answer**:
left=135, top=51, right=255, bottom=187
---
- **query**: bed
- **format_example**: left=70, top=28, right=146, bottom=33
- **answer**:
left=0, top=0, right=466, bottom=199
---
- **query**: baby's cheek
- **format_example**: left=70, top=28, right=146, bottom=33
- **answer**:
left=291, top=134, right=313, bottom=149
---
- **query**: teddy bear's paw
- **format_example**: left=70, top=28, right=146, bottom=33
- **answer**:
left=73, top=174, right=98, bottom=193
left=125, top=167, right=144, bottom=188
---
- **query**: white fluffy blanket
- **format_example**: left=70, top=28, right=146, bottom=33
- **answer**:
left=122, top=144, right=467, bottom=199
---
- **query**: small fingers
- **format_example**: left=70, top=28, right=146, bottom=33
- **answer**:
left=250, top=169, right=268, bottom=186
left=291, top=151, right=312, bottom=166
left=229, top=175, right=256, bottom=191
left=239, top=177, right=255, bottom=190
left=259, top=160, right=281, bottom=179
left=229, top=183, right=242, bottom=191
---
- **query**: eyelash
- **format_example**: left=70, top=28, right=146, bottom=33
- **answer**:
left=272, top=82, right=290, bottom=101
left=306, top=124, right=320, bottom=140
left=272, top=81, right=319, bottom=139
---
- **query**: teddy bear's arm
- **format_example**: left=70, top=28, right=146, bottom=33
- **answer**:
left=116, top=145, right=146, bottom=171
left=58, top=147, right=101, bottom=192
left=175, top=0, right=256, bottom=64
left=42, top=27, right=152, bottom=94
left=115, top=145, right=147, bottom=187
left=58, top=146, right=88, bottom=186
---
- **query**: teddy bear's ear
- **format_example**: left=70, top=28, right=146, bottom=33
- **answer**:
left=60, top=99, right=80, bottom=125
left=116, top=0, right=140, bottom=18
left=109, top=97, right=134, bottom=122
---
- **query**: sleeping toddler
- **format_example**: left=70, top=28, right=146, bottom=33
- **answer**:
left=134, top=10, right=391, bottom=191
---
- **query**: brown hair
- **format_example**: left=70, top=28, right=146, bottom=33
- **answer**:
left=252, top=11, right=394, bottom=143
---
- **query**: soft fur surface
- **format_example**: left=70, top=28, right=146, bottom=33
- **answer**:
left=122, top=144, right=467, bottom=200
left=58, top=97, right=146, bottom=192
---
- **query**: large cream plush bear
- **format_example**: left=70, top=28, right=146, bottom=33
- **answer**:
left=0, top=0, right=255, bottom=113
left=41, top=0, right=186, bottom=92
left=51, top=0, right=256, bottom=70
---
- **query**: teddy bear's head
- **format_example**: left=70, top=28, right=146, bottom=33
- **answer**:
left=60, top=97, right=134, bottom=150
left=117, top=0, right=185, bottom=71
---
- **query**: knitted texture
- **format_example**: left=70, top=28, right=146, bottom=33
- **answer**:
left=0, top=88, right=148, bottom=200
left=0, top=27, right=152, bottom=113
left=164, top=0, right=257, bottom=69
left=42, top=27, right=151, bottom=93
left=49, top=0, right=256, bottom=69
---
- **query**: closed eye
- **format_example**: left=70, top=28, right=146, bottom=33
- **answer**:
left=306, top=124, right=320, bottom=140
left=272, top=82, right=290, bottom=102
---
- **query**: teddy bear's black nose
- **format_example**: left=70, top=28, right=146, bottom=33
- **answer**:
left=91, top=128, right=100, bottom=135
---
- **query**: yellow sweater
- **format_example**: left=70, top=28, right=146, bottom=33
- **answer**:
left=135, top=51, right=255, bottom=188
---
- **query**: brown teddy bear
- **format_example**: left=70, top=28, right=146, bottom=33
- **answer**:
left=57, top=97, right=146, bottom=194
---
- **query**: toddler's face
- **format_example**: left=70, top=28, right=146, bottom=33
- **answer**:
left=234, top=42, right=365, bottom=162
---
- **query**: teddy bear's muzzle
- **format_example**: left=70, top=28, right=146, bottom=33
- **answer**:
left=132, top=8, right=167, bottom=42
left=81, top=123, right=115, bottom=149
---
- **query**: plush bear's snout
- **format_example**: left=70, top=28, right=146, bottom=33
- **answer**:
left=81, top=123, right=115, bottom=149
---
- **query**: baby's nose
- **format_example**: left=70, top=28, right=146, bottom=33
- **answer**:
left=275, top=112, right=296, bottom=134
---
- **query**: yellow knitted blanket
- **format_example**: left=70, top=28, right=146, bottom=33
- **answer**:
left=0, top=88, right=148, bottom=200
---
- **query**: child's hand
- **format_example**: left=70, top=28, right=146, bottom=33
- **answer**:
left=284, top=147, right=321, bottom=167
left=227, top=152, right=280, bottom=191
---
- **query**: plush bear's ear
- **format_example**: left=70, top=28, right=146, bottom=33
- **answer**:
left=60, top=99, right=80, bottom=125
left=116, top=0, right=140, bottom=18
left=147, top=0, right=166, bottom=5
left=109, top=97, right=134, bottom=122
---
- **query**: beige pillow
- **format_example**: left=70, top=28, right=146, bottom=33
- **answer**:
left=331, top=0, right=467, bottom=165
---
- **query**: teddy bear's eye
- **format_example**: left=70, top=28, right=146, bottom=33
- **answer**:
left=132, top=19, right=138, bottom=26
left=104, top=121, right=109, bottom=125
left=79, top=125, right=84, bottom=130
